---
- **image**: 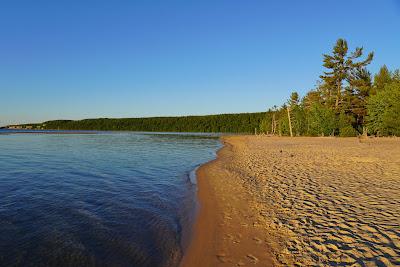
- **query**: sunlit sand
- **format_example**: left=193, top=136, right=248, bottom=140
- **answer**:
left=183, top=136, right=400, bottom=266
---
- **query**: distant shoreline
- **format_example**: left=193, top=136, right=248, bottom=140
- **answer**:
left=0, top=130, right=98, bottom=135
left=2, top=112, right=265, bottom=134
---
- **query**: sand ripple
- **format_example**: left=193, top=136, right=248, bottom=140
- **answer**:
left=226, top=137, right=400, bottom=266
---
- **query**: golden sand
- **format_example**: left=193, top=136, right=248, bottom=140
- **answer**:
left=182, top=136, right=400, bottom=266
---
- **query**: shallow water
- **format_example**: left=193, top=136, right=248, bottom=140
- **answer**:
left=0, top=131, right=221, bottom=266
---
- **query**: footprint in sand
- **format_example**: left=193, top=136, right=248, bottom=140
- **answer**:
left=216, top=252, right=227, bottom=263
left=246, top=254, right=259, bottom=264
left=253, top=237, right=263, bottom=244
left=225, top=233, right=234, bottom=240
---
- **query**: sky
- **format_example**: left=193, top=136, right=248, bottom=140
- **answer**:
left=1, top=0, right=399, bottom=126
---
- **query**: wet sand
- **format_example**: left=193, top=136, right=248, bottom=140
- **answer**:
left=181, top=136, right=400, bottom=266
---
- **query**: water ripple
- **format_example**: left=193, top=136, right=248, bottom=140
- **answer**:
left=0, top=132, right=220, bottom=266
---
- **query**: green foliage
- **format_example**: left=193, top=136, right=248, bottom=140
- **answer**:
left=259, top=111, right=273, bottom=134
left=307, top=103, right=337, bottom=136
left=373, top=65, right=392, bottom=94
left=393, top=69, right=400, bottom=82
left=367, top=81, right=400, bottom=136
left=291, top=105, right=307, bottom=136
left=320, top=38, right=373, bottom=109
left=344, top=68, right=372, bottom=129
left=289, top=92, right=299, bottom=106
left=259, top=39, right=398, bottom=137
left=337, top=111, right=355, bottom=136
left=41, top=113, right=266, bottom=133
left=339, top=126, right=357, bottom=137
left=278, top=111, right=290, bottom=136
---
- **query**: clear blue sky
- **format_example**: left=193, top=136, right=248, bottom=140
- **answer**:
left=1, top=0, right=399, bottom=126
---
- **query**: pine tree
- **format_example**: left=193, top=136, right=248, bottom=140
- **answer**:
left=373, top=65, right=392, bottom=94
left=393, top=69, right=400, bottom=82
left=367, top=81, right=400, bottom=136
left=346, top=68, right=373, bottom=130
left=289, top=92, right=299, bottom=106
left=320, top=39, right=373, bottom=110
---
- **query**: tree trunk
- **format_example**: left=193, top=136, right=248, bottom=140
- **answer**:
left=335, top=83, right=341, bottom=108
left=287, top=107, right=293, bottom=137
left=271, top=114, right=276, bottom=135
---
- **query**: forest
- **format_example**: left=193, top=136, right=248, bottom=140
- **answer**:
left=39, top=113, right=265, bottom=133
left=259, top=39, right=400, bottom=136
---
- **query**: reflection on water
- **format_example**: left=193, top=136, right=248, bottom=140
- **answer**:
left=0, top=132, right=220, bottom=266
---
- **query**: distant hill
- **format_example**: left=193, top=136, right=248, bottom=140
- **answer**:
left=8, top=112, right=266, bottom=133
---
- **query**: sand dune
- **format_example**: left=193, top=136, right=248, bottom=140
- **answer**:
left=182, top=136, right=400, bottom=266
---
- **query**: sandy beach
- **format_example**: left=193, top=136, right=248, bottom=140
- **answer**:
left=181, top=136, right=400, bottom=266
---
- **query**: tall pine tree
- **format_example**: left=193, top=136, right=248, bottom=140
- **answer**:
left=320, top=39, right=373, bottom=110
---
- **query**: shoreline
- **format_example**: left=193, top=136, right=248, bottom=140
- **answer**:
left=179, top=142, right=224, bottom=266
left=180, top=136, right=275, bottom=266
left=0, top=130, right=97, bottom=135
left=181, top=136, right=400, bottom=266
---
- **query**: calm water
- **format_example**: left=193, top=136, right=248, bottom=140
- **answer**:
left=0, top=131, right=221, bottom=266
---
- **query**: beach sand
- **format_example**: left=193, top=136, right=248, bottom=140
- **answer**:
left=181, top=136, right=400, bottom=266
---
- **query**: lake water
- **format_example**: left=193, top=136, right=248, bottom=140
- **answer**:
left=0, top=131, right=221, bottom=266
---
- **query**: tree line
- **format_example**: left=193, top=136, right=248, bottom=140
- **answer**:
left=259, top=38, right=400, bottom=136
left=39, top=113, right=265, bottom=133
